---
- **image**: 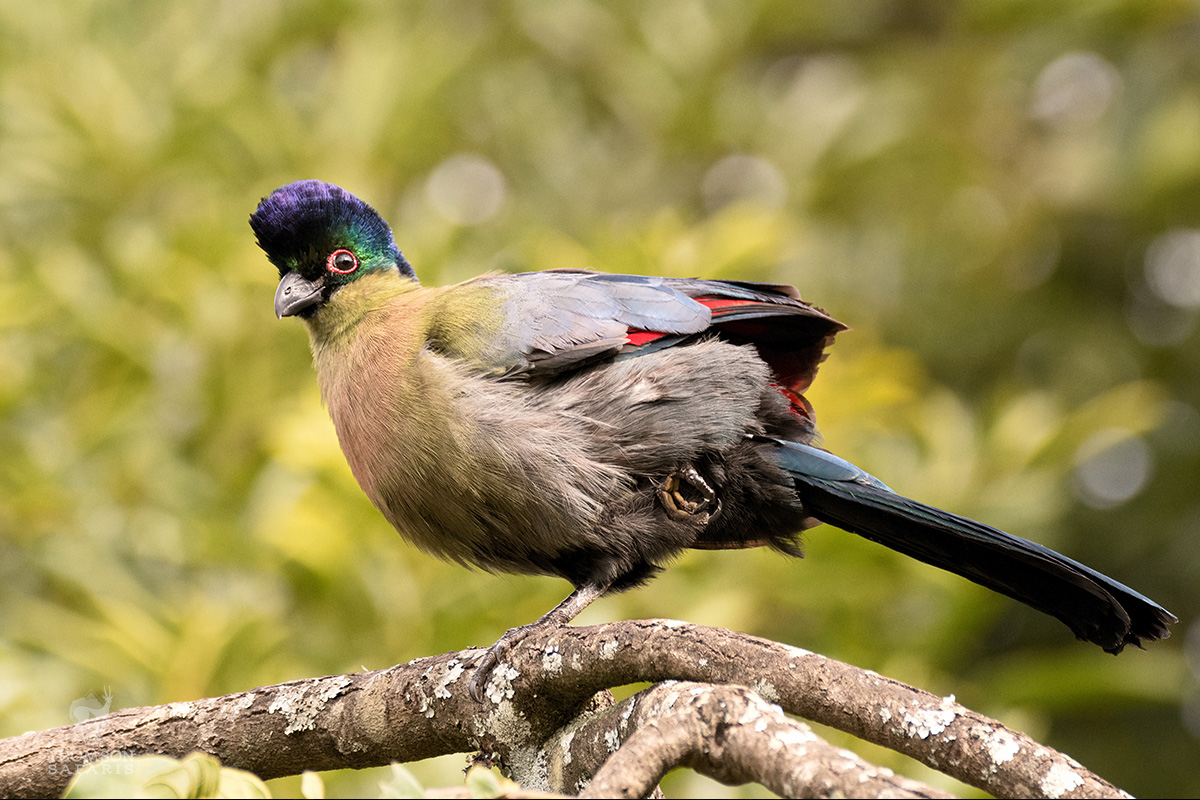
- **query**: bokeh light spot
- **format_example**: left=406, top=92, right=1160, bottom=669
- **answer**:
left=426, top=154, right=507, bottom=226
left=1072, top=429, right=1153, bottom=509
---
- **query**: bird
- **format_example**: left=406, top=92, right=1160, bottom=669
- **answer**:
left=250, top=179, right=1175, bottom=701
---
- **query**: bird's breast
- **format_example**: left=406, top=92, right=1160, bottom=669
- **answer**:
left=310, top=319, right=626, bottom=573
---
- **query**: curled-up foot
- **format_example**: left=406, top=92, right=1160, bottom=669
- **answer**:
left=468, top=582, right=609, bottom=703
left=658, top=463, right=720, bottom=523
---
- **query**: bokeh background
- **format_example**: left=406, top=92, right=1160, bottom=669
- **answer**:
left=2, top=1, right=1198, bottom=797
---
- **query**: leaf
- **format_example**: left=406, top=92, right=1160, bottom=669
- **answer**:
left=62, top=752, right=270, bottom=799
left=299, top=771, right=325, bottom=800
left=463, top=766, right=505, bottom=798
left=377, top=763, right=424, bottom=799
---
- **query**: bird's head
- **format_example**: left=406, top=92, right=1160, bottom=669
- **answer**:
left=250, top=180, right=416, bottom=319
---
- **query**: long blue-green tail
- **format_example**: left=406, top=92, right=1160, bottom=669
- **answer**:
left=770, top=439, right=1176, bottom=653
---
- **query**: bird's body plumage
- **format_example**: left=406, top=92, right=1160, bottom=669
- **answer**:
left=303, top=266, right=830, bottom=589
left=251, top=180, right=1174, bottom=698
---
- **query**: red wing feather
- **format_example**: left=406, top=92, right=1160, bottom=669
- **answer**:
left=624, top=329, right=666, bottom=347
left=621, top=294, right=841, bottom=422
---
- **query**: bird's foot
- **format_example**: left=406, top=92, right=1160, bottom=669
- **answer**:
left=468, top=622, right=538, bottom=703
left=658, top=463, right=720, bottom=522
left=468, top=582, right=610, bottom=703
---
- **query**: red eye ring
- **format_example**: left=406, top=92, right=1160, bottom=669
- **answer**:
left=326, top=249, right=359, bottom=274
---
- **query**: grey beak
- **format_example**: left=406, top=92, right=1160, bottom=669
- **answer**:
left=275, top=271, right=324, bottom=318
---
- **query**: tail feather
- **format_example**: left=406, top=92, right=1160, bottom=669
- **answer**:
left=771, top=440, right=1176, bottom=652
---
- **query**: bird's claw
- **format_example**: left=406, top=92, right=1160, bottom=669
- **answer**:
left=469, top=623, right=533, bottom=702
left=469, top=644, right=503, bottom=703
left=468, top=583, right=610, bottom=702
left=658, top=463, right=720, bottom=522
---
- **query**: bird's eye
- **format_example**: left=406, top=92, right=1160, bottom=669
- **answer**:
left=326, top=249, right=359, bottom=274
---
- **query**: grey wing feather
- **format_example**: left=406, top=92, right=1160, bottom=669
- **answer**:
left=484, top=271, right=713, bottom=374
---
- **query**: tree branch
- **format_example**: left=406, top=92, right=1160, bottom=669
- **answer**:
left=0, top=620, right=1132, bottom=799
left=570, top=681, right=953, bottom=799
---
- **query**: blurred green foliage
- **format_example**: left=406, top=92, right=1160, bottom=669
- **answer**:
left=1, top=1, right=1198, bottom=797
